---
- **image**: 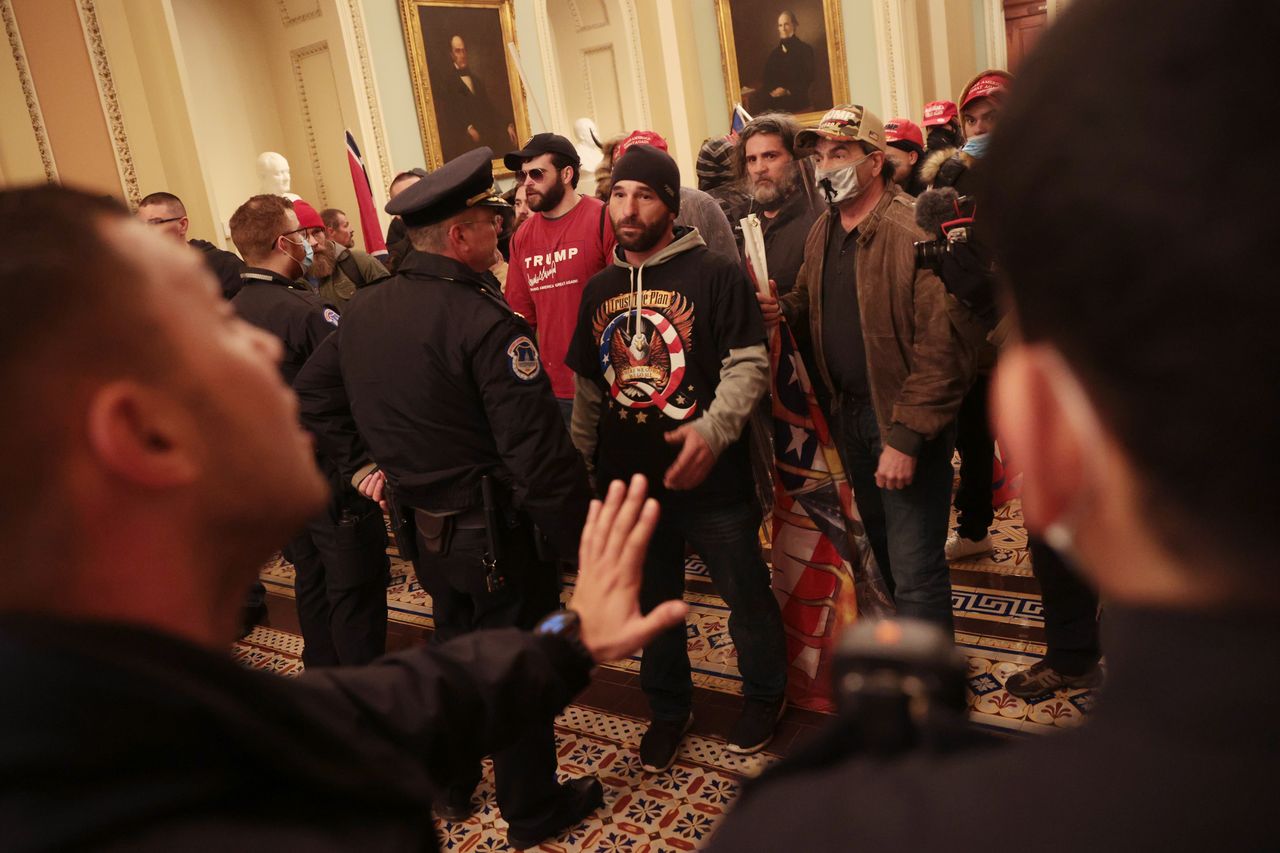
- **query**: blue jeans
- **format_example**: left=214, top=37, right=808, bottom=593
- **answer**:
left=835, top=399, right=956, bottom=632
left=639, top=498, right=788, bottom=720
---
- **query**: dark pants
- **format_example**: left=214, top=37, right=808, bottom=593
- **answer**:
left=836, top=399, right=956, bottom=632
left=640, top=498, right=788, bottom=721
left=284, top=492, right=390, bottom=668
left=413, top=514, right=563, bottom=831
left=954, top=372, right=995, bottom=540
left=1027, top=536, right=1101, bottom=676
left=556, top=398, right=573, bottom=431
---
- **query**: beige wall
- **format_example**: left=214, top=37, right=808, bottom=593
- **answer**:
left=9, top=0, right=119, bottom=196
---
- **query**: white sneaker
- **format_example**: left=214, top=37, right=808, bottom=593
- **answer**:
left=946, top=532, right=993, bottom=561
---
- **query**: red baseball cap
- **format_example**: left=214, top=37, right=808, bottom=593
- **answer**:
left=616, top=130, right=669, bottom=159
left=922, top=100, right=958, bottom=127
left=960, top=72, right=1010, bottom=109
left=884, top=118, right=925, bottom=151
left=291, top=199, right=324, bottom=230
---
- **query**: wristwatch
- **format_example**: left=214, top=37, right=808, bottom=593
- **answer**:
left=534, top=608, right=594, bottom=667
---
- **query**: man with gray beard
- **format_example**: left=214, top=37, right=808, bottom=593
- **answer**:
left=735, top=113, right=822, bottom=296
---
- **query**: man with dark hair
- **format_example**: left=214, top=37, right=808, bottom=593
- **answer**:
left=303, top=147, right=606, bottom=848
left=137, top=190, right=245, bottom=299
left=711, top=1, right=1278, bottom=847
left=321, top=207, right=356, bottom=249
left=0, top=185, right=684, bottom=847
left=758, top=10, right=814, bottom=114
left=566, top=143, right=789, bottom=770
left=736, top=112, right=822, bottom=296
left=503, top=133, right=617, bottom=425
left=613, top=130, right=740, bottom=263
left=882, top=118, right=927, bottom=196
left=757, top=105, right=972, bottom=630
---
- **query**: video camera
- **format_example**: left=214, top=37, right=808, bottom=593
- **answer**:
left=913, top=188, right=976, bottom=274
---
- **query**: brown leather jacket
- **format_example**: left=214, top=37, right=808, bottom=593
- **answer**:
left=780, top=183, right=976, bottom=455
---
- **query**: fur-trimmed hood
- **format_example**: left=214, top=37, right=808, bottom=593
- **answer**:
left=919, top=147, right=976, bottom=188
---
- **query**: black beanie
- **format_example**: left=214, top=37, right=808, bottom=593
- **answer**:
left=611, top=144, right=681, bottom=214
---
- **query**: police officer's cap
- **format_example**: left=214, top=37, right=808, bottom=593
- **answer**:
left=385, top=147, right=504, bottom=228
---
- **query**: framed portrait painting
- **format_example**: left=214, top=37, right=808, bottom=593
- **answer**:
left=400, top=0, right=531, bottom=175
left=714, top=0, right=850, bottom=125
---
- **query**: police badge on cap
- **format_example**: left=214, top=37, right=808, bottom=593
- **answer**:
left=385, top=147, right=506, bottom=228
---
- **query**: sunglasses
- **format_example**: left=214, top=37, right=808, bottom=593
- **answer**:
left=516, top=167, right=551, bottom=183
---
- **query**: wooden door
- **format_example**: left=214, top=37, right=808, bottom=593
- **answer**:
left=1005, top=0, right=1049, bottom=72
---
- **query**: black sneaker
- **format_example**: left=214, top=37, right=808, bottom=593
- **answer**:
left=433, top=783, right=476, bottom=823
left=726, top=698, right=786, bottom=754
left=1004, top=660, right=1103, bottom=700
left=506, top=776, right=604, bottom=850
left=639, top=714, right=693, bottom=773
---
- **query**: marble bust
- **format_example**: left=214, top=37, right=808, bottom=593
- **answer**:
left=257, top=151, right=301, bottom=201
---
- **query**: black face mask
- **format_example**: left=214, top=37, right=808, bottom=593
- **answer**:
left=927, top=127, right=960, bottom=152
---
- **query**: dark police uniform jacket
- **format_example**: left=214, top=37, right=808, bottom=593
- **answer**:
left=707, top=607, right=1279, bottom=852
left=329, top=250, right=589, bottom=558
left=231, top=267, right=339, bottom=383
left=0, top=615, right=592, bottom=851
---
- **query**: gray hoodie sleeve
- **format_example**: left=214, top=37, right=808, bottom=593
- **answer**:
left=570, top=373, right=604, bottom=469
left=689, top=343, right=769, bottom=457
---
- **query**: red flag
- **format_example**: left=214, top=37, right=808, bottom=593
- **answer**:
left=346, top=130, right=387, bottom=256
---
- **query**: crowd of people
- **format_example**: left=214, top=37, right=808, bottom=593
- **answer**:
left=1, top=0, right=1273, bottom=849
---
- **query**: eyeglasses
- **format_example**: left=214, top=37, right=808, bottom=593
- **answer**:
left=145, top=216, right=184, bottom=226
left=516, top=167, right=550, bottom=183
left=455, top=217, right=498, bottom=230
left=278, top=225, right=309, bottom=243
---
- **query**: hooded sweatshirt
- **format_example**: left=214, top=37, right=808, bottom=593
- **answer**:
left=565, top=226, right=768, bottom=505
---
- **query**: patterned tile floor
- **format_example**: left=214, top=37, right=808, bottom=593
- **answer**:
left=257, top=497, right=1096, bottom=736
left=247, top=495, right=1102, bottom=847
left=234, top=625, right=777, bottom=851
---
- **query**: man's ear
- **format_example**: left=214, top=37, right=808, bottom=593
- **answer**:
left=991, top=345, right=1087, bottom=535
left=85, top=381, right=200, bottom=488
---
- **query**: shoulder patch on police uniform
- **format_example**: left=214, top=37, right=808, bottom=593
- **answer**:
left=506, top=335, right=541, bottom=382
left=323, top=308, right=340, bottom=326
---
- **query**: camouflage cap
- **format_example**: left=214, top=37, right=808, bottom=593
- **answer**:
left=795, top=104, right=886, bottom=153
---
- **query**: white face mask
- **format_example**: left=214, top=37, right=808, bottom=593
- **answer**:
left=814, top=153, right=871, bottom=204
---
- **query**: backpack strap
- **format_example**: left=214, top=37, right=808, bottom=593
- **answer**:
left=338, top=253, right=367, bottom=289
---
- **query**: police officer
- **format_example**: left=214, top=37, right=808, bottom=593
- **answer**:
left=300, top=148, right=601, bottom=849
left=228, top=194, right=390, bottom=666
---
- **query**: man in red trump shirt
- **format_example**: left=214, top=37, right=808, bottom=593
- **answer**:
left=504, top=133, right=617, bottom=425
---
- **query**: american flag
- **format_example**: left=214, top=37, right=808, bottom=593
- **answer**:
left=768, top=319, right=894, bottom=711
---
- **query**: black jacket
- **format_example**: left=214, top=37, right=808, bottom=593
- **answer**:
left=190, top=238, right=246, bottom=300
left=708, top=607, right=1279, bottom=851
left=323, top=251, right=590, bottom=557
left=0, top=616, right=591, bottom=852
left=231, top=267, right=339, bottom=384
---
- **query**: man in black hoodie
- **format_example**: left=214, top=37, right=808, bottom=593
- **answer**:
left=137, top=190, right=245, bottom=299
left=566, top=144, right=789, bottom=772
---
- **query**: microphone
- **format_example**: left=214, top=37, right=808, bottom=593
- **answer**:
left=915, top=187, right=961, bottom=238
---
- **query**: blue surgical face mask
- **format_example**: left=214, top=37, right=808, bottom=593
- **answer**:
left=283, top=235, right=313, bottom=275
left=961, top=133, right=992, bottom=159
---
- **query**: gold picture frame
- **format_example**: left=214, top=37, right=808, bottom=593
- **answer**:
left=714, top=0, right=850, bottom=127
left=399, top=0, right=531, bottom=177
